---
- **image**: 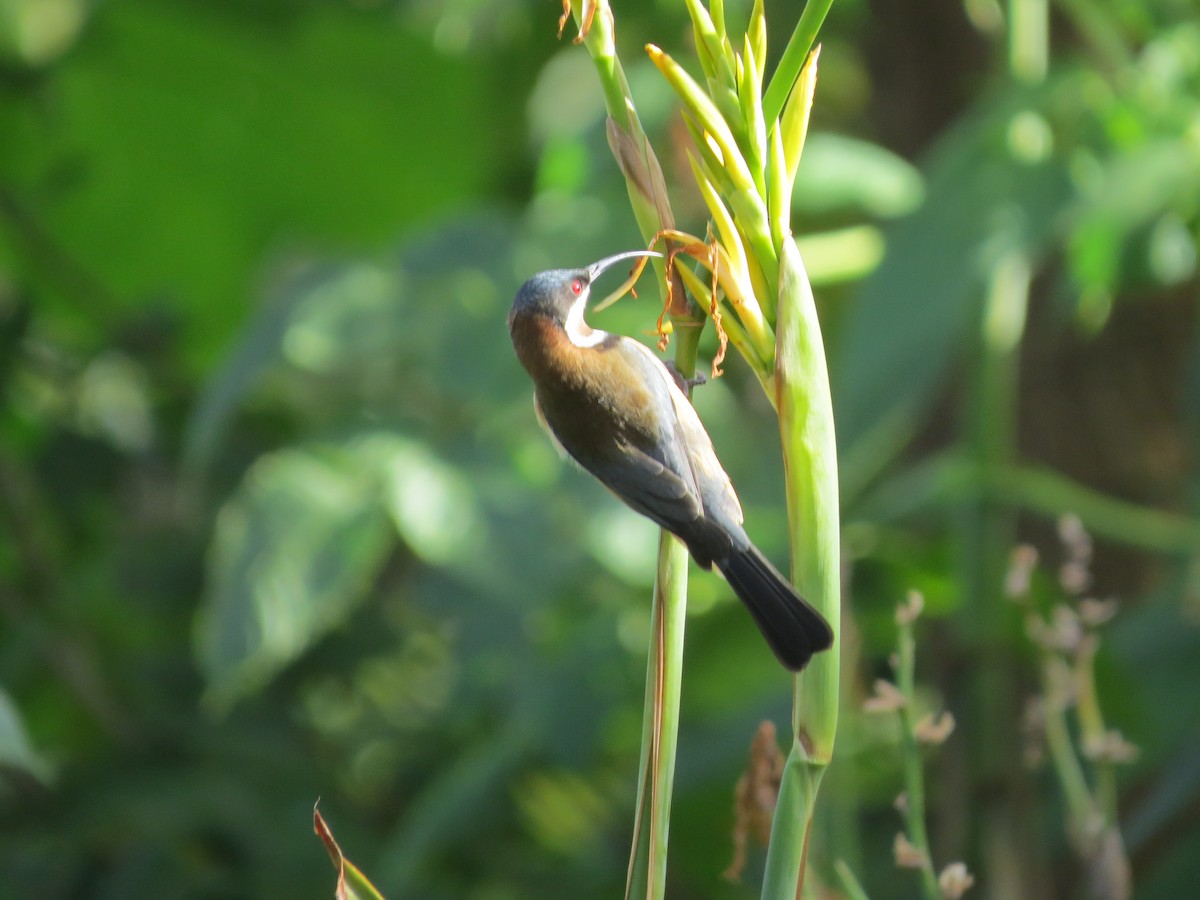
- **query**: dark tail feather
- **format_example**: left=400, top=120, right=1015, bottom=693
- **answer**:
left=717, top=545, right=834, bottom=671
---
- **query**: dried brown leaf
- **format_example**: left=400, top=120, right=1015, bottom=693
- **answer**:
left=723, top=721, right=784, bottom=882
left=314, top=803, right=349, bottom=900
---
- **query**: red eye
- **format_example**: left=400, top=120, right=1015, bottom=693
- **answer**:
left=570, top=279, right=583, bottom=295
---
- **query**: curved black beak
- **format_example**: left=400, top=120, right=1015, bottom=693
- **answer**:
left=587, top=250, right=662, bottom=281
left=587, top=250, right=662, bottom=313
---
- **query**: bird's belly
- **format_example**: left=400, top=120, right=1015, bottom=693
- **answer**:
left=536, top=377, right=654, bottom=461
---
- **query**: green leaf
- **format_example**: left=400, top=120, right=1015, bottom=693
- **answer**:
left=197, top=440, right=395, bottom=707
left=0, top=0, right=493, bottom=367
left=0, top=687, right=52, bottom=784
left=379, top=440, right=484, bottom=568
left=793, top=133, right=925, bottom=218
left=834, top=109, right=1073, bottom=460
left=1065, top=138, right=1200, bottom=328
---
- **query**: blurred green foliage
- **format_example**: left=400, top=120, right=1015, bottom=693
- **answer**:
left=1, top=0, right=1198, bottom=897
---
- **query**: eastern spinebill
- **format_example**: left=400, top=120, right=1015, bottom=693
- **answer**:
left=508, top=250, right=833, bottom=670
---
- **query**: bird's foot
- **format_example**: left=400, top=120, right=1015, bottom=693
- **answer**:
left=664, top=360, right=708, bottom=392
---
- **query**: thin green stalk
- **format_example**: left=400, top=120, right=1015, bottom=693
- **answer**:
left=833, top=859, right=872, bottom=900
left=896, top=617, right=941, bottom=900
left=1039, top=668, right=1096, bottom=844
left=626, top=531, right=690, bottom=900
left=1073, top=640, right=1118, bottom=824
left=855, top=452, right=1200, bottom=556
left=992, top=465, right=1200, bottom=554
left=1053, top=0, right=1135, bottom=72
left=566, top=7, right=702, bottom=897
left=625, top=284, right=704, bottom=900
left=572, top=2, right=679, bottom=302
left=570, top=2, right=633, bottom=132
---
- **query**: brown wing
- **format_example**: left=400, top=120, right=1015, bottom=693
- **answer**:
left=584, top=340, right=743, bottom=543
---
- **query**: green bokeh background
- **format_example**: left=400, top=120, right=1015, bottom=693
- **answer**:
left=1, top=1, right=1198, bottom=897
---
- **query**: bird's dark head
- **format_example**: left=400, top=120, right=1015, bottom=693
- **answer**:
left=509, top=250, right=661, bottom=333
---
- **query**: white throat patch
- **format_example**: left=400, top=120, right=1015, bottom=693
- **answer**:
left=564, top=290, right=609, bottom=348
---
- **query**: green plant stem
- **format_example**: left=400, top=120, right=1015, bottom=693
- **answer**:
left=762, top=0, right=836, bottom=125
left=625, top=285, right=703, bottom=900
left=344, top=862, right=386, bottom=900
left=959, top=248, right=1029, bottom=793
left=762, top=240, right=840, bottom=898
left=1054, top=0, right=1135, bottom=72
left=626, top=531, right=690, bottom=900
left=896, top=620, right=941, bottom=899
left=956, top=4, right=1044, bottom=869
left=1039, top=665, right=1096, bottom=848
left=997, top=465, right=1200, bottom=552
left=573, top=1, right=678, bottom=298
left=833, top=859, right=872, bottom=900
left=774, top=242, right=840, bottom=756
left=1009, top=0, right=1048, bottom=83
left=856, top=453, right=1200, bottom=556
left=573, top=2, right=633, bottom=132
left=566, top=7, right=702, bottom=897
left=1074, top=640, right=1118, bottom=823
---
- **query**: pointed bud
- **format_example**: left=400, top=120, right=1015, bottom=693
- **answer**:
left=780, top=44, right=820, bottom=185
left=893, top=832, right=927, bottom=869
left=1083, top=729, right=1139, bottom=764
left=939, top=862, right=975, bottom=898
left=748, top=0, right=767, bottom=85
left=1079, top=596, right=1119, bottom=627
left=915, top=711, right=956, bottom=745
left=1005, top=544, right=1038, bottom=600
left=864, top=678, right=907, bottom=713
left=896, top=590, right=925, bottom=625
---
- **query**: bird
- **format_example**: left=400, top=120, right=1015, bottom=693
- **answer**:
left=508, top=250, right=833, bottom=670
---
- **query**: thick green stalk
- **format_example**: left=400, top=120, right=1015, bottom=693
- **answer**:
left=762, top=239, right=840, bottom=897
left=574, top=6, right=841, bottom=897
left=1009, top=0, right=1048, bottom=83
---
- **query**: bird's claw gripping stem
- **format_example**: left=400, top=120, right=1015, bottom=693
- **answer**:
left=664, top=360, right=708, bottom=393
